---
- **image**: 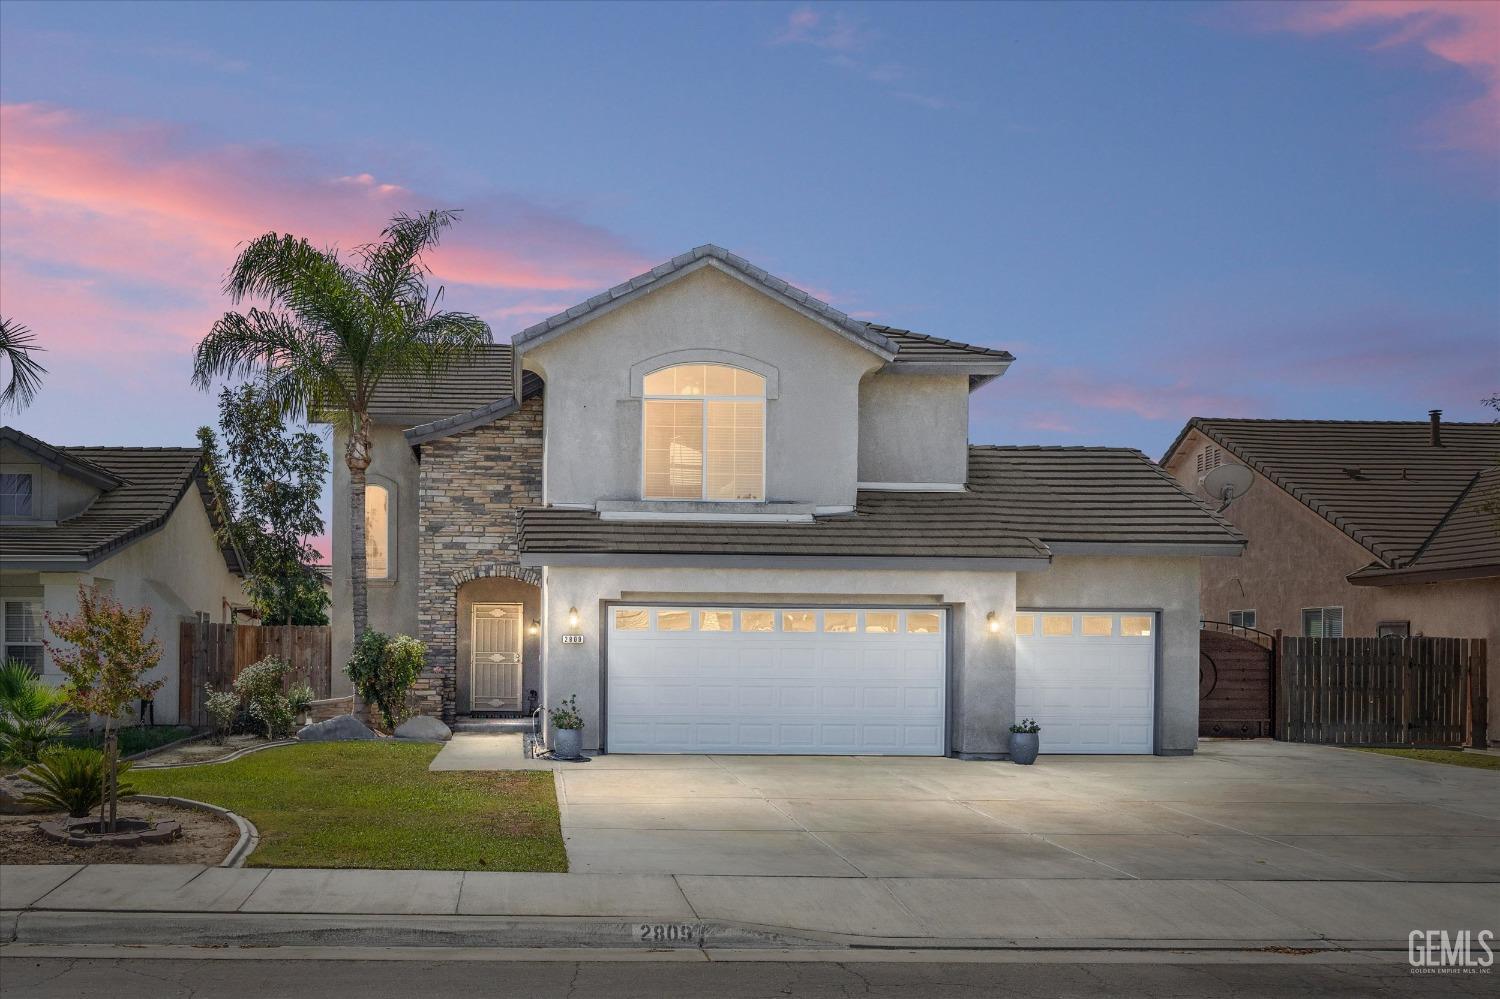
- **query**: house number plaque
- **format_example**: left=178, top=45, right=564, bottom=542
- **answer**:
left=560, top=634, right=585, bottom=645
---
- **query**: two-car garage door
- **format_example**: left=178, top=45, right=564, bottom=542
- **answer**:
left=606, top=605, right=947, bottom=755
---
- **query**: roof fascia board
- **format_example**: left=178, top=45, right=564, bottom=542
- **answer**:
left=404, top=397, right=521, bottom=446
left=1347, top=564, right=1500, bottom=587
left=520, top=552, right=1050, bottom=571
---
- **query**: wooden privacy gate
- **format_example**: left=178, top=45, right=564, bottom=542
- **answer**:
left=178, top=623, right=333, bottom=726
left=1278, top=636, right=1488, bottom=748
left=1199, top=623, right=1275, bottom=738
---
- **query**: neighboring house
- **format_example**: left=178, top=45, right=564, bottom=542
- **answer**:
left=0, top=427, right=248, bottom=723
left=328, top=245, right=1243, bottom=757
left=1161, top=415, right=1500, bottom=742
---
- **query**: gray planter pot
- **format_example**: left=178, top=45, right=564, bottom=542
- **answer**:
left=552, top=727, right=584, bottom=760
left=1008, top=731, right=1040, bottom=765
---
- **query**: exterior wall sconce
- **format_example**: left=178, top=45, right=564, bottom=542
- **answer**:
left=986, top=611, right=1001, bottom=634
left=528, top=618, right=540, bottom=636
left=567, top=607, right=580, bottom=630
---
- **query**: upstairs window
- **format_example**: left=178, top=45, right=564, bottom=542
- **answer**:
left=642, top=364, right=765, bottom=501
left=0, top=473, right=34, bottom=517
left=365, top=483, right=390, bottom=579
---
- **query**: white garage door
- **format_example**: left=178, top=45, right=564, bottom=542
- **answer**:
left=606, top=606, right=947, bottom=755
left=1014, top=610, right=1156, bottom=754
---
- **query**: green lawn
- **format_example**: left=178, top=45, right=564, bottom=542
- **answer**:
left=1356, top=748, right=1500, bottom=771
left=130, top=741, right=566, bottom=871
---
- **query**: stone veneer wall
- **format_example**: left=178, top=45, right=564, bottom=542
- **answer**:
left=415, top=394, right=544, bottom=721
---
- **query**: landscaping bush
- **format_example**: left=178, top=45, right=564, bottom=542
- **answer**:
left=0, top=659, right=68, bottom=763
left=345, top=631, right=425, bottom=730
left=287, top=683, right=315, bottom=719
left=204, top=688, right=241, bottom=745
left=233, top=656, right=295, bottom=740
left=22, top=746, right=135, bottom=818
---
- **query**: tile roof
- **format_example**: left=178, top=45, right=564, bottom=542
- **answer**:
left=518, top=446, right=1242, bottom=563
left=364, top=348, right=516, bottom=424
left=1164, top=418, right=1500, bottom=582
left=0, top=443, right=235, bottom=570
left=1348, top=467, right=1500, bottom=584
left=870, top=325, right=1015, bottom=365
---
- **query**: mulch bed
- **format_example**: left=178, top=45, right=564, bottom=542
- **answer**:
left=0, top=800, right=238, bottom=866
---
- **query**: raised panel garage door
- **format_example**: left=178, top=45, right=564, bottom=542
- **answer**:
left=606, top=606, right=947, bottom=755
left=1014, top=610, right=1156, bottom=754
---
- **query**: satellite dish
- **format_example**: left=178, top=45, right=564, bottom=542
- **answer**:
left=1201, top=463, right=1253, bottom=510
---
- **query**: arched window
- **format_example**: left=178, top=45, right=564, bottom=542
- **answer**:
left=642, top=364, right=765, bottom=501
left=365, top=483, right=391, bottom=579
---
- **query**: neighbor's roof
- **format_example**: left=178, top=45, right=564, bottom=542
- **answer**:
left=0, top=438, right=239, bottom=572
left=1162, top=418, right=1500, bottom=584
left=517, top=446, right=1243, bottom=566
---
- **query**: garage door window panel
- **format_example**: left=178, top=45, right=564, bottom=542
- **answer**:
left=656, top=609, right=691, bottom=631
left=698, top=609, right=734, bottom=632
left=1042, top=614, right=1074, bottom=637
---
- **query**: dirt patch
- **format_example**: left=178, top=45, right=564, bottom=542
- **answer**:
left=135, top=734, right=276, bottom=768
left=0, top=800, right=239, bottom=865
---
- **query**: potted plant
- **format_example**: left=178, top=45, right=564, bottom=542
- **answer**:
left=1008, top=717, right=1041, bottom=765
left=549, top=695, right=585, bottom=760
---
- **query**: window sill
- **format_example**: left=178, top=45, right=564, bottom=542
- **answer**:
left=597, top=500, right=817, bottom=524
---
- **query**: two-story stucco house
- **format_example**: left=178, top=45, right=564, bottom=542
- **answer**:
left=329, top=246, right=1243, bottom=757
left=0, top=426, right=249, bottom=722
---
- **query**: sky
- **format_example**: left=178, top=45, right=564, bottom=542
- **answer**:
left=2, top=1, right=1497, bottom=557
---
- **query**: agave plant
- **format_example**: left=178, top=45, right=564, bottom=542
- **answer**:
left=21, top=746, right=135, bottom=818
left=0, top=659, right=68, bottom=763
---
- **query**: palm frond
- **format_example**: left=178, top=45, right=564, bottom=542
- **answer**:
left=0, top=317, right=47, bottom=410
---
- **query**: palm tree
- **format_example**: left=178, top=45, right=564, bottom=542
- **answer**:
left=193, top=209, right=491, bottom=653
left=0, top=317, right=47, bottom=411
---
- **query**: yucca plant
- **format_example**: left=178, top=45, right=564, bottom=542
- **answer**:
left=0, top=659, right=68, bottom=763
left=21, top=746, right=135, bottom=819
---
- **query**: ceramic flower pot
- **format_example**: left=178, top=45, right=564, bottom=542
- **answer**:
left=552, top=727, right=584, bottom=760
left=1008, top=731, right=1040, bottom=765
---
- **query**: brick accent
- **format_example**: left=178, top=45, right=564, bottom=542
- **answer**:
left=416, top=394, right=544, bottom=722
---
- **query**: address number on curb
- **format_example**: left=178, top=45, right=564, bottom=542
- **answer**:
left=634, top=923, right=704, bottom=946
left=560, top=634, right=585, bottom=645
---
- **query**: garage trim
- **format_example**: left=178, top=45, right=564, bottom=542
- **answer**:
left=599, top=599, right=956, bottom=755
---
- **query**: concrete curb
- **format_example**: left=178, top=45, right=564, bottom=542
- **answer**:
left=122, top=730, right=207, bottom=763
left=134, top=739, right=295, bottom=770
left=127, top=795, right=260, bottom=867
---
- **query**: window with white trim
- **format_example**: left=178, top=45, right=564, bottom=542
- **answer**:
left=1229, top=609, right=1257, bottom=630
left=3, top=599, right=44, bottom=675
left=642, top=364, right=765, bottom=500
left=0, top=473, right=34, bottom=518
left=1301, top=606, right=1343, bottom=638
left=365, top=484, right=390, bottom=579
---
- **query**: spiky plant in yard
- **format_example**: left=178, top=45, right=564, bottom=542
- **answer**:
left=44, top=585, right=163, bottom=831
left=0, top=659, right=69, bottom=763
left=0, top=316, right=46, bottom=411
left=22, top=746, right=134, bottom=819
left=190, top=211, right=490, bottom=706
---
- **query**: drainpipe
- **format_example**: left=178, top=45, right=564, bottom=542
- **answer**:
left=1429, top=409, right=1442, bottom=447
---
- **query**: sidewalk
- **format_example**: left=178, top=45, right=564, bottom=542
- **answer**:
left=4, top=863, right=1496, bottom=952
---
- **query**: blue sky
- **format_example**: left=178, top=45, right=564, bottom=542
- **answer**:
left=2, top=1, right=1496, bottom=550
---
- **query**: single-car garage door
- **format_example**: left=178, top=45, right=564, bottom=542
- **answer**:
left=1014, top=610, right=1156, bottom=754
left=606, top=605, right=947, bottom=755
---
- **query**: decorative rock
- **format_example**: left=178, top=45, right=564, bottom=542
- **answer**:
left=394, top=715, right=452, bottom=741
left=297, top=713, right=377, bottom=742
left=0, top=775, right=48, bottom=814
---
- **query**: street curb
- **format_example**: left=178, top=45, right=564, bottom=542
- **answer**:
left=127, top=795, right=259, bottom=867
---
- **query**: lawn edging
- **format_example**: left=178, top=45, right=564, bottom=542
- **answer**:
left=122, top=730, right=207, bottom=763
left=129, top=794, right=260, bottom=867
left=135, top=739, right=297, bottom=770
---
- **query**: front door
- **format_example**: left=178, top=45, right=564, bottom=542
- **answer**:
left=470, top=603, right=523, bottom=712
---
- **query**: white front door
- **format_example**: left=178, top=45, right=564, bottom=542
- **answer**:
left=471, top=602, right=523, bottom=712
left=1014, top=610, right=1156, bottom=754
left=606, top=605, right=948, bottom=755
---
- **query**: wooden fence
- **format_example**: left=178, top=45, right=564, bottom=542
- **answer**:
left=1278, top=636, right=1488, bottom=748
left=1199, top=623, right=1276, bottom=738
left=179, top=623, right=333, bottom=727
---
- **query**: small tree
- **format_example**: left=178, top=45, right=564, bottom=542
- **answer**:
left=345, top=631, right=425, bottom=730
left=233, top=657, right=295, bottom=740
left=44, top=585, right=163, bottom=832
left=198, top=383, right=329, bottom=625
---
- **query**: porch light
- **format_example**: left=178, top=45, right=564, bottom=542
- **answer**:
left=528, top=618, right=540, bottom=636
left=568, top=607, right=580, bottom=630
left=987, top=611, right=1001, bottom=634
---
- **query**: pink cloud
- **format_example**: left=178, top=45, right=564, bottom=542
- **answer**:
left=1249, top=1, right=1500, bottom=157
left=774, top=8, right=870, bottom=52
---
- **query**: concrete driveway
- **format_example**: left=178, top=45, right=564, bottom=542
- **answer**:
left=528, top=741, right=1500, bottom=881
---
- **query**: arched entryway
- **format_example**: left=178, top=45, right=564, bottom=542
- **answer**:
left=453, top=565, right=541, bottom=717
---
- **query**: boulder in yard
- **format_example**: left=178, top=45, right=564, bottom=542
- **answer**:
left=394, top=715, right=452, bottom=741
left=0, top=775, right=48, bottom=814
left=297, top=713, right=377, bottom=742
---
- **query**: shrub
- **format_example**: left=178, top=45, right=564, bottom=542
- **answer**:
left=204, top=688, right=240, bottom=745
left=286, top=684, right=315, bottom=718
left=233, top=657, right=294, bottom=740
left=22, top=746, right=135, bottom=818
left=549, top=695, right=584, bottom=731
left=0, top=659, right=68, bottom=763
left=344, top=631, right=425, bottom=730
left=1009, top=717, right=1041, bottom=735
